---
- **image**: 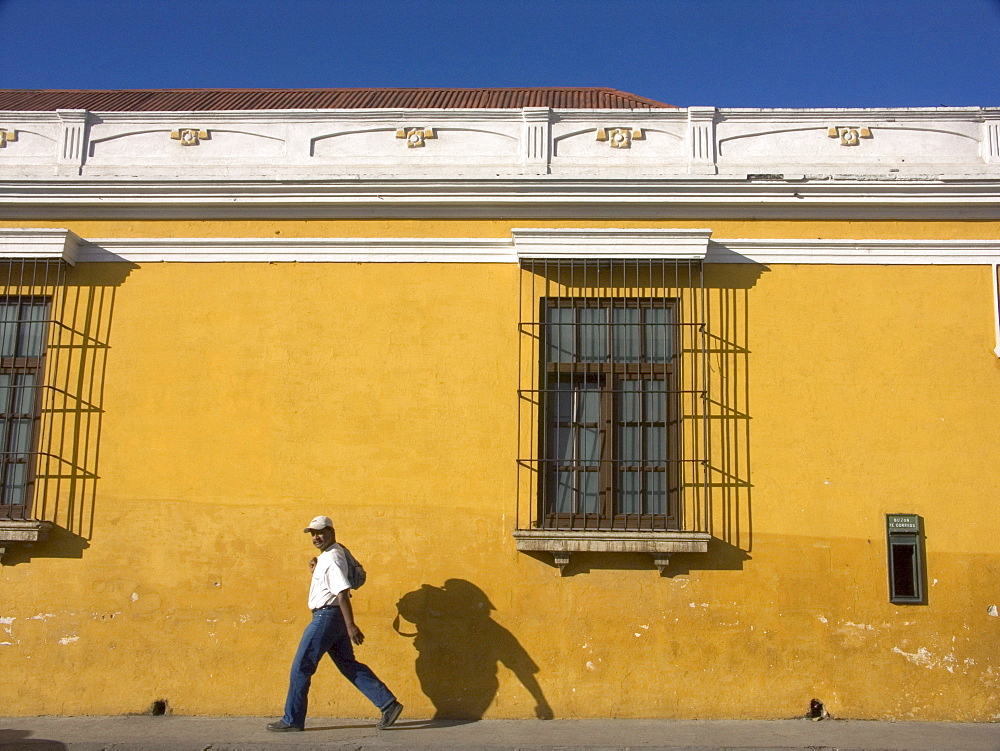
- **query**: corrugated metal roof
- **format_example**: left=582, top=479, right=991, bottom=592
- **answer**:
left=0, top=87, right=675, bottom=112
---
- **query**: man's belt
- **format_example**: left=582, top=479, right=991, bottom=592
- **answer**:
left=312, top=603, right=339, bottom=613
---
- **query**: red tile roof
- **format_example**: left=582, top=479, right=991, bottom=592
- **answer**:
left=0, top=87, right=675, bottom=112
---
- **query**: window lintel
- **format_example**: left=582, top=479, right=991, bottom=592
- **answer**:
left=0, top=228, right=80, bottom=266
left=512, top=228, right=712, bottom=260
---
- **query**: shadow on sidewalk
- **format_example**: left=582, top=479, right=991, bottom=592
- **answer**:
left=0, top=729, right=67, bottom=749
left=302, top=722, right=375, bottom=731
left=304, top=718, right=477, bottom=733
left=393, top=579, right=552, bottom=721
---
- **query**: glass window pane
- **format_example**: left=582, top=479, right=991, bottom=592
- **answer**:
left=553, top=471, right=574, bottom=514
left=578, top=426, right=601, bottom=465
left=647, top=472, right=667, bottom=515
left=612, top=307, right=640, bottom=363
left=3, top=462, right=27, bottom=506
left=645, top=307, right=674, bottom=363
left=547, top=307, right=575, bottom=363
left=645, top=379, right=666, bottom=423
left=579, top=471, right=600, bottom=514
left=19, top=303, right=48, bottom=357
left=10, top=419, right=32, bottom=453
left=577, top=383, right=600, bottom=423
left=0, top=374, right=10, bottom=414
left=645, top=426, right=666, bottom=463
left=618, top=425, right=640, bottom=462
left=12, top=373, right=35, bottom=415
left=578, top=307, right=607, bottom=363
left=550, top=426, right=572, bottom=464
left=549, top=382, right=573, bottom=423
left=619, top=379, right=640, bottom=422
left=618, top=471, right=641, bottom=514
left=0, top=303, right=17, bottom=358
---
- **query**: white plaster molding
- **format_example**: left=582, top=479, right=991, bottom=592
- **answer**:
left=553, top=109, right=688, bottom=123
left=3, top=176, right=1000, bottom=223
left=0, top=128, right=55, bottom=145
left=992, top=263, right=1000, bottom=358
left=0, top=228, right=80, bottom=264
left=55, top=110, right=88, bottom=174
left=78, top=236, right=514, bottom=263
left=716, top=107, right=997, bottom=122
left=2, top=105, right=999, bottom=182
left=521, top=107, right=551, bottom=174
left=512, top=228, right=712, bottom=260
left=687, top=107, right=717, bottom=175
left=92, top=108, right=540, bottom=123
left=707, top=238, right=1000, bottom=265
left=986, top=123, right=1000, bottom=164
left=70, top=234, right=1000, bottom=266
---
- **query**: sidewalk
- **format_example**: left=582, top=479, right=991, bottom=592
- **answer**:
left=0, top=716, right=997, bottom=751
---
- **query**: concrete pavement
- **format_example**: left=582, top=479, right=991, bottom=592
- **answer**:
left=0, top=716, right=997, bottom=751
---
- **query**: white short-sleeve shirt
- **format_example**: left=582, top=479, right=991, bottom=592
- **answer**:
left=308, top=544, right=352, bottom=610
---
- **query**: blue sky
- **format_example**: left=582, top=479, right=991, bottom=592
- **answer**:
left=1, top=0, right=998, bottom=108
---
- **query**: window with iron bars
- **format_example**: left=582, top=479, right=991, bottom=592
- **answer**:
left=541, top=298, right=680, bottom=530
left=517, top=257, right=709, bottom=537
left=0, top=298, right=49, bottom=520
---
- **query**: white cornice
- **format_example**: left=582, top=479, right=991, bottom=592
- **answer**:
left=708, top=239, right=1000, bottom=264
left=0, top=228, right=79, bottom=264
left=73, top=234, right=1000, bottom=265
left=2, top=177, right=999, bottom=221
left=78, top=236, right=511, bottom=263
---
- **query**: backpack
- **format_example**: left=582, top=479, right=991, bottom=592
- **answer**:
left=337, top=543, right=367, bottom=590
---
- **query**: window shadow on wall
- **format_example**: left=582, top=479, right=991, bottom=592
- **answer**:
left=5, top=261, right=135, bottom=565
left=702, top=259, right=761, bottom=558
left=393, top=579, right=553, bottom=720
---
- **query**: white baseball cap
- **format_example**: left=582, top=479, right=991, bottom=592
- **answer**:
left=304, top=515, right=333, bottom=533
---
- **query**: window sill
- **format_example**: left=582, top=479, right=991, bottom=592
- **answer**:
left=0, top=519, right=52, bottom=563
left=513, top=529, right=710, bottom=575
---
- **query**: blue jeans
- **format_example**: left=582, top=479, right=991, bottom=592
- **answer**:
left=282, top=607, right=396, bottom=727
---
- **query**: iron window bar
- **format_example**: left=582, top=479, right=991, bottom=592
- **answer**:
left=516, top=257, right=710, bottom=536
left=0, top=258, right=67, bottom=522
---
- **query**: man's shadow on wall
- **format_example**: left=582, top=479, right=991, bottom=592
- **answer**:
left=393, top=579, right=553, bottom=720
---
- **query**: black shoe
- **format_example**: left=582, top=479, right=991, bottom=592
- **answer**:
left=377, top=700, right=403, bottom=729
left=267, top=720, right=303, bottom=732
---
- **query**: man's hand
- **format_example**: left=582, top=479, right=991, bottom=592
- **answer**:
left=337, top=589, right=364, bottom=645
left=347, top=624, right=365, bottom=645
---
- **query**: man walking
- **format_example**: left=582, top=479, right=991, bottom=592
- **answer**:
left=268, top=516, right=403, bottom=732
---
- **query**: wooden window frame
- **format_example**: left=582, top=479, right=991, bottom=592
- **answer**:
left=539, top=298, right=681, bottom=532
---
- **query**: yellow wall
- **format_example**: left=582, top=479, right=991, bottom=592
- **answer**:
left=1, top=219, right=999, bottom=721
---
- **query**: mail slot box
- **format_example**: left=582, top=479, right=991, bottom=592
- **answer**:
left=886, top=514, right=925, bottom=604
